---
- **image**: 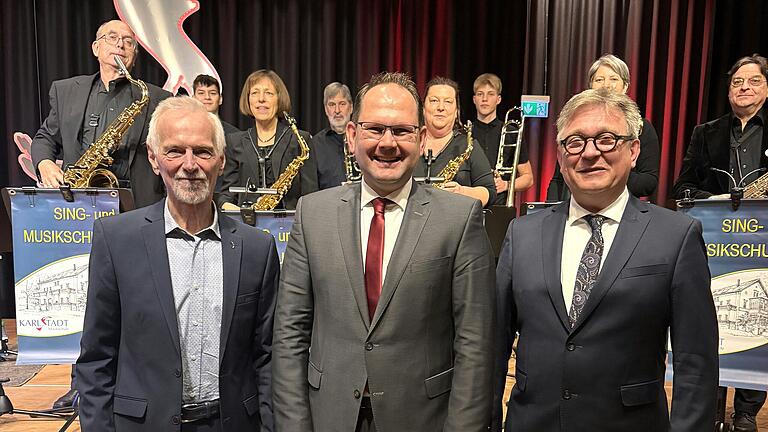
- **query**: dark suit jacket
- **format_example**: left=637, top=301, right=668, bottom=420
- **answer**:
left=495, top=196, right=718, bottom=432
left=216, top=123, right=318, bottom=210
left=273, top=182, right=496, bottom=431
left=30, top=73, right=171, bottom=208
left=76, top=200, right=279, bottom=431
left=673, top=111, right=768, bottom=198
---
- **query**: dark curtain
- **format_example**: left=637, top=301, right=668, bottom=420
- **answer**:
left=0, top=0, right=761, bottom=208
left=520, top=0, right=715, bottom=206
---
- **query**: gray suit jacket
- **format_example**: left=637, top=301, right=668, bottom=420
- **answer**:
left=495, top=196, right=719, bottom=432
left=273, top=181, right=496, bottom=431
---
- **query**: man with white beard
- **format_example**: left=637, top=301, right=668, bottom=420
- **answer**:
left=76, top=96, right=279, bottom=431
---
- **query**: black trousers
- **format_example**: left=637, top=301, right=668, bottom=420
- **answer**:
left=355, top=397, right=377, bottom=432
left=734, top=388, right=767, bottom=416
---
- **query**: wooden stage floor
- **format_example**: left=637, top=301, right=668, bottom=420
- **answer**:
left=1, top=321, right=766, bottom=431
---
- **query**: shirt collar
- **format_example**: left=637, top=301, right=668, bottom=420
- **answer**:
left=163, top=199, right=221, bottom=239
left=567, top=187, right=629, bottom=227
left=360, top=178, right=412, bottom=211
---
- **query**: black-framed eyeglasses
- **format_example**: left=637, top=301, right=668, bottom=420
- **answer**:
left=559, top=132, right=634, bottom=155
left=730, top=76, right=766, bottom=88
left=96, top=33, right=137, bottom=49
left=356, top=122, right=419, bottom=141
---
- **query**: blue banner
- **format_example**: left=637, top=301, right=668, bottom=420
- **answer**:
left=10, top=188, right=120, bottom=365
left=223, top=210, right=294, bottom=264
left=668, top=200, right=768, bottom=390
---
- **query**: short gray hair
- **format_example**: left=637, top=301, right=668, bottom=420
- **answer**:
left=587, top=54, right=631, bottom=89
left=147, top=96, right=225, bottom=154
left=323, top=82, right=352, bottom=105
left=556, top=88, right=642, bottom=141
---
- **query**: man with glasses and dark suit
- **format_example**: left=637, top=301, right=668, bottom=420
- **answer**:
left=496, top=88, right=718, bottom=432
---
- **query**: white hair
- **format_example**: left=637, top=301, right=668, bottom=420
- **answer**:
left=147, top=96, right=225, bottom=154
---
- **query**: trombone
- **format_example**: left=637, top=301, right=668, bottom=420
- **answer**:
left=495, top=107, right=525, bottom=207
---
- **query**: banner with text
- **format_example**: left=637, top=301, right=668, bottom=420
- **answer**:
left=670, top=200, right=768, bottom=390
left=10, top=188, right=119, bottom=364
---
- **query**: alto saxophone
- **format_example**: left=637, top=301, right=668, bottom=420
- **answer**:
left=433, top=120, right=473, bottom=188
left=743, top=171, right=768, bottom=198
left=63, top=56, right=149, bottom=188
left=252, top=112, right=310, bottom=210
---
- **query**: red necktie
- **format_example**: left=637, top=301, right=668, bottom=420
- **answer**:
left=365, top=197, right=388, bottom=319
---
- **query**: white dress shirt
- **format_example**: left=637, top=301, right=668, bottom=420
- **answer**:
left=360, top=180, right=412, bottom=289
left=560, top=188, right=629, bottom=314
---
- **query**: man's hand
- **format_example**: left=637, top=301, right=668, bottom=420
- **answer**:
left=38, top=160, right=64, bottom=187
left=494, top=176, right=509, bottom=193
left=221, top=202, right=241, bottom=211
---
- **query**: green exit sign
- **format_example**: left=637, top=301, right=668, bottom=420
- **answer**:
left=520, top=95, right=550, bottom=118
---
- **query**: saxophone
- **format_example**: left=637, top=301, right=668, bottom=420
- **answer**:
left=743, top=171, right=768, bottom=198
left=252, top=112, right=310, bottom=210
left=63, top=56, right=149, bottom=188
left=433, top=120, right=473, bottom=188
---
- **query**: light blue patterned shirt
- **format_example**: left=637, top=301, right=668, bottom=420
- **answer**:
left=164, top=202, right=223, bottom=403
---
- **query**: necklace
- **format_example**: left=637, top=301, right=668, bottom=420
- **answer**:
left=257, top=132, right=277, bottom=144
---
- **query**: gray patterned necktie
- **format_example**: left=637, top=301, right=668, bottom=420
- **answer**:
left=568, top=214, right=606, bottom=327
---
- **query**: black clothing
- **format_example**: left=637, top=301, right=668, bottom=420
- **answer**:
left=548, top=117, right=660, bottom=201
left=674, top=108, right=768, bottom=199
left=472, top=117, right=529, bottom=169
left=735, top=388, right=767, bottom=416
left=221, top=120, right=240, bottom=136
left=80, top=77, right=133, bottom=180
left=311, top=127, right=347, bottom=189
left=729, top=109, right=764, bottom=186
left=413, top=132, right=497, bottom=206
left=31, top=72, right=172, bottom=208
left=217, top=123, right=318, bottom=210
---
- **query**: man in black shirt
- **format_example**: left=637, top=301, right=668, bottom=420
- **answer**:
left=31, top=20, right=171, bottom=209
left=471, top=73, right=534, bottom=205
left=312, top=82, right=354, bottom=189
left=30, top=19, right=171, bottom=410
left=674, top=54, right=768, bottom=432
left=193, top=74, right=241, bottom=135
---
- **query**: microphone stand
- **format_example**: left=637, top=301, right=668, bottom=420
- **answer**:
left=709, top=167, right=766, bottom=211
left=414, top=149, right=445, bottom=184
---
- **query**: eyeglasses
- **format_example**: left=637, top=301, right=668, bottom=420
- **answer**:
left=357, top=122, right=419, bottom=141
left=730, top=76, right=766, bottom=87
left=559, top=132, right=633, bottom=155
left=96, top=33, right=137, bottom=49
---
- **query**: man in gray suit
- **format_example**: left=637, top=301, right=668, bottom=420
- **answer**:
left=495, top=88, right=719, bottom=431
left=273, top=72, right=496, bottom=431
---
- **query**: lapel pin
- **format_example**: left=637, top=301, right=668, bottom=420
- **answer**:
left=230, top=241, right=236, bottom=249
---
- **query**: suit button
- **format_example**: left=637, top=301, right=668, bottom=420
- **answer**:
left=175, top=369, right=181, bottom=377
left=354, top=389, right=361, bottom=399
left=562, top=389, right=571, bottom=400
left=365, top=342, right=373, bottom=351
left=172, top=415, right=180, bottom=425
left=566, top=343, right=576, bottom=351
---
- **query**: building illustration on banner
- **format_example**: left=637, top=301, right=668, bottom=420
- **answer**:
left=711, top=270, right=768, bottom=354
left=14, top=255, right=90, bottom=337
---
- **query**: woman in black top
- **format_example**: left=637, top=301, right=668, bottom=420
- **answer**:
left=547, top=55, right=660, bottom=201
left=414, top=76, right=496, bottom=207
left=217, top=69, right=318, bottom=210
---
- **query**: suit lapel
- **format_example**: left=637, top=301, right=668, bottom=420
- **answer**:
left=338, top=185, right=369, bottom=328
left=369, top=182, right=430, bottom=332
left=125, top=83, right=149, bottom=167
left=543, top=203, right=570, bottom=331
left=570, top=196, right=650, bottom=333
left=64, top=75, right=95, bottom=156
left=141, top=200, right=180, bottom=356
left=218, top=213, right=242, bottom=359
left=707, top=117, right=732, bottom=193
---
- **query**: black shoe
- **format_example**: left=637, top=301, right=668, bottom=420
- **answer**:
left=733, top=411, right=758, bottom=432
left=51, top=388, right=79, bottom=410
